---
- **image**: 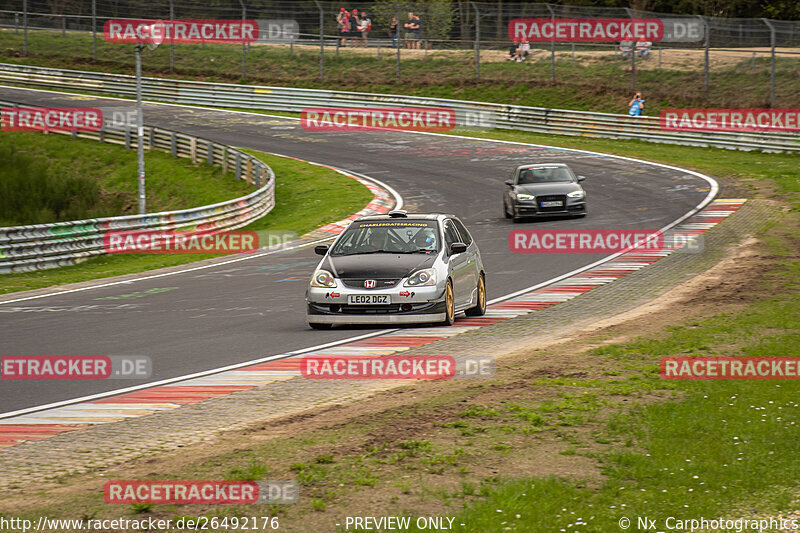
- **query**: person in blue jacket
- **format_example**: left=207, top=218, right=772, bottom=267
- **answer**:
left=628, top=92, right=645, bottom=116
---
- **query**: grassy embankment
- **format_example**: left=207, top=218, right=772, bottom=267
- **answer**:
left=0, top=133, right=373, bottom=294
left=1, top=29, right=798, bottom=114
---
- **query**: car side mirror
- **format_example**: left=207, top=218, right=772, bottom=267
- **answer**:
left=577, top=175, right=586, bottom=182
left=504, top=179, right=513, bottom=187
left=314, top=245, right=329, bottom=256
left=450, top=242, right=468, bottom=254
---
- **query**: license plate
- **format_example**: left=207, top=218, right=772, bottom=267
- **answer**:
left=541, top=200, right=563, bottom=207
left=348, top=294, right=390, bottom=305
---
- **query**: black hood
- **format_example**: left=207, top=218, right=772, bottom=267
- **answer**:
left=516, top=182, right=582, bottom=195
left=325, top=253, right=436, bottom=279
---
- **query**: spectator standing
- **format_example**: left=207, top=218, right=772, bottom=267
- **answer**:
left=389, top=16, right=398, bottom=49
left=628, top=92, right=645, bottom=116
left=404, top=12, right=420, bottom=49
left=349, top=9, right=360, bottom=45
left=359, top=12, right=371, bottom=47
left=337, top=8, right=349, bottom=47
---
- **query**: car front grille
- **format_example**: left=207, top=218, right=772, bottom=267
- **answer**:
left=341, top=278, right=400, bottom=289
left=537, top=195, right=567, bottom=212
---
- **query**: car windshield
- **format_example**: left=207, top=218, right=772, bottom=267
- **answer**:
left=517, top=166, right=574, bottom=184
left=330, top=220, right=440, bottom=256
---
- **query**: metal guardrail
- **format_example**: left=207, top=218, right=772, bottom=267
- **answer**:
left=0, top=98, right=275, bottom=274
left=0, top=62, right=798, bottom=153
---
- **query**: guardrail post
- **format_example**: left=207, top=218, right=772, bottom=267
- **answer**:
left=394, top=2, right=401, bottom=81
left=235, top=153, right=242, bottom=180
left=125, top=128, right=131, bottom=149
left=148, top=128, right=154, bottom=149
left=190, top=137, right=197, bottom=162
left=207, top=142, right=214, bottom=166
left=313, top=0, right=324, bottom=80
left=222, top=146, right=228, bottom=173
left=170, top=132, right=177, bottom=157
left=471, top=2, right=480, bottom=81
left=22, top=0, right=27, bottom=56
left=697, top=16, right=709, bottom=99
left=99, top=127, right=105, bottom=143
left=762, top=18, right=776, bottom=108
left=91, top=0, right=97, bottom=60
left=546, top=4, right=555, bottom=83
left=260, top=167, right=267, bottom=187
left=246, top=158, right=253, bottom=185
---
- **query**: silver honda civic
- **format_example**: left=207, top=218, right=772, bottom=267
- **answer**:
left=305, top=211, right=486, bottom=329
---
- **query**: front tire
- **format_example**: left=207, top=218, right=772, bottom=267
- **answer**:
left=504, top=200, right=512, bottom=219
left=439, top=280, right=455, bottom=326
left=465, top=274, right=486, bottom=317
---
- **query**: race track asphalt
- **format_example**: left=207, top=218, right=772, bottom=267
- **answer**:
left=0, top=87, right=714, bottom=413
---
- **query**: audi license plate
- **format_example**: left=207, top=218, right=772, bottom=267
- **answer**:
left=348, top=294, right=390, bottom=305
left=541, top=200, right=563, bottom=207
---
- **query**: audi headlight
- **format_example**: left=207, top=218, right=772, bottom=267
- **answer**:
left=310, top=269, right=336, bottom=288
left=567, top=190, right=585, bottom=199
left=516, top=193, right=535, bottom=201
left=405, top=268, right=437, bottom=287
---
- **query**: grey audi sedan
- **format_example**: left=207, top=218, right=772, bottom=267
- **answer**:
left=306, top=211, right=486, bottom=329
left=503, top=163, right=587, bottom=221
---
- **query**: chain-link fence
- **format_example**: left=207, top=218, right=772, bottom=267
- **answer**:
left=0, top=1, right=798, bottom=110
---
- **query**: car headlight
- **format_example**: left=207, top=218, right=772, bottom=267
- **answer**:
left=567, top=190, right=585, bottom=199
left=516, top=193, right=535, bottom=201
left=404, top=268, right=437, bottom=287
left=310, top=269, right=336, bottom=288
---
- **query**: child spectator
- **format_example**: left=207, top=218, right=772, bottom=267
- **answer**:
left=389, top=16, right=398, bottom=49
left=636, top=41, right=652, bottom=58
left=619, top=41, right=633, bottom=59
left=504, top=42, right=519, bottom=61
left=517, top=39, right=530, bottom=61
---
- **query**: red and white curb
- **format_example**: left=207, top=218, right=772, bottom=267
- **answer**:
left=0, top=199, right=745, bottom=449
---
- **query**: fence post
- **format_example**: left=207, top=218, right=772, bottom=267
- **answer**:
left=546, top=4, right=555, bottom=83
left=14, top=12, right=18, bottom=33
left=22, top=0, right=27, bottom=56
left=471, top=2, right=480, bottom=80
left=394, top=3, right=401, bottom=81
left=169, top=0, right=174, bottom=73
left=697, top=15, right=709, bottom=98
left=61, top=15, right=66, bottom=37
left=762, top=18, right=776, bottom=108
left=92, top=0, right=96, bottom=60
left=238, top=0, right=246, bottom=79
left=313, top=0, right=324, bottom=80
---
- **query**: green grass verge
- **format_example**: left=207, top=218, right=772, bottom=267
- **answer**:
left=0, top=147, right=373, bottom=295
left=1, top=29, right=799, bottom=113
left=0, top=131, right=253, bottom=226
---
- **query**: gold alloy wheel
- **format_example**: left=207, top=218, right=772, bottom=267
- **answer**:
left=478, top=275, right=486, bottom=312
left=445, top=282, right=455, bottom=324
